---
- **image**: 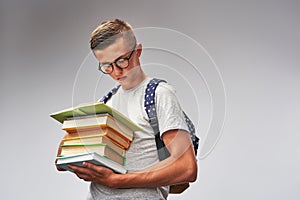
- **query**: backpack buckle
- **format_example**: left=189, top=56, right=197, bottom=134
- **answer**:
left=149, top=116, right=160, bottom=135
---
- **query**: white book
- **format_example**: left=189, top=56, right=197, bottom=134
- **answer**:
left=56, top=152, right=127, bottom=174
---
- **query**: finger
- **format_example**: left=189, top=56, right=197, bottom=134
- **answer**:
left=71, top=168, right=96, bottom=182
left=55, top=159, right=66, bottom=171
left=56, top=165, right=66, bottom=171
left=68, top=164, right=86, bottom=172
left=75, top=173, right=93, bottom=182
left=83, top=162, right=113, bottom=174
left=68, top=164, right=93, bottom=176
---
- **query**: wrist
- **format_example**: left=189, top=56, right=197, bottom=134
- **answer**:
left=106, top=173, right=123, bottom=188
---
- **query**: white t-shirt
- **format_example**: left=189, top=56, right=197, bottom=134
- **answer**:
left=88, top=77, right=189, bottom=200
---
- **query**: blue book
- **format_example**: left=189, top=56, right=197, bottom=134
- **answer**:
left=56, top=152, right=127, bottom=174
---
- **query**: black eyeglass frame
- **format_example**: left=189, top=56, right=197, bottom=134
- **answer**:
left=98, top=44, right=137, bottom=74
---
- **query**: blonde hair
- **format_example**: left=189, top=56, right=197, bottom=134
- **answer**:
left=90, top=19, right=136, bottom=50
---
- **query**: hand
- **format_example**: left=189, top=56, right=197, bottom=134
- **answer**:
left=68, top=162, right=118, bottom=188
left=55, top=159, right=66, bottom=171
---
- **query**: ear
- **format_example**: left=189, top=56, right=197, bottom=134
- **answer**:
left=136, top=43, right=142, bottom=58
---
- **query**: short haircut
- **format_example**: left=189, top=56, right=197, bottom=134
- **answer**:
left=90, top=19, right=137, bottom=50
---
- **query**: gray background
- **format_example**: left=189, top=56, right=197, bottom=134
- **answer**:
left=1, top=0, right=299, bottom=199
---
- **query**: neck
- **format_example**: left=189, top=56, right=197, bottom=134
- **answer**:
left=122, top=71, right=147, bottom=90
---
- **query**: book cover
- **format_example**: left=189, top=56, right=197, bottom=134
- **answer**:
left=56, top=152, right=127, bottom=174
left=59, top=143, right=125, bottom=165
left=50, top=102, right=142, bottom=132
left=62, top=128, right=131, bottom=149
left=62, top=134, right=125, bottom=156
left=62, top=113, right=134, bottom=141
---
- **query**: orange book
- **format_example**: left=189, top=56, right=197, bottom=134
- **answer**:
left=63, top=127, right=131, bottom=149
left=62, top=114, right=134, bottom=142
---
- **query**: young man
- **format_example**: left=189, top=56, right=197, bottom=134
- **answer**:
left=65, top=19, right=197, bottom=199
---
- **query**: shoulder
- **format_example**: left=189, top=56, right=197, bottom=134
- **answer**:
left=154, top=81, right=181, bottom=106
left=155, top=81, right=177, bottom=96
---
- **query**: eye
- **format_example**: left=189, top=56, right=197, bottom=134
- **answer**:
left=101, top=63, right=112, bottom=68
left=100, top=63, right=112, bottom=73
left=116, top=58, right=128, bottom=67
left=116, top=58, right=127, bottom=64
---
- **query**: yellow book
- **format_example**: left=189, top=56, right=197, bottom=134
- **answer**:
left=62, top=134, right=126, bottom=156
left=59, top=144, right=125, bottom=165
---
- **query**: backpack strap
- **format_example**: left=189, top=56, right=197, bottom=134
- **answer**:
left=144, top=78, right=200, bottom=160
left=100, top=79, right=199, bottom=159
left=144, top=78, right=170, bottom=160
left=183, top=112, right=199, bottom=155
left=99, top=85, right=121, bottom=103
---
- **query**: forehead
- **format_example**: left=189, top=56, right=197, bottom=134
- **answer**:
left=93, top=37, right=132, bottom=63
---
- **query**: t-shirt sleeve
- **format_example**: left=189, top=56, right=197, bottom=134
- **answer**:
left=155, top=82, right=189, bottom=136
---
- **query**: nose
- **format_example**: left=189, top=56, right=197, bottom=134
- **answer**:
left=112, top=63, right=123, bottom=75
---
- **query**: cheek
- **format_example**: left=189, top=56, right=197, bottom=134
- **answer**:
left=126, top=65, right=140, bottom=78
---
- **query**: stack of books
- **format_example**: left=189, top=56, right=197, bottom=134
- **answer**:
left=50, top=102, right=142, bottom=174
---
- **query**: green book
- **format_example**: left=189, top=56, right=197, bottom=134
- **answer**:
left=50, top=102, right=142, bottom=132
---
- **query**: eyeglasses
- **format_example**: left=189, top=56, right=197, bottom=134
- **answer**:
left=98, top=44, right=136, bottom=74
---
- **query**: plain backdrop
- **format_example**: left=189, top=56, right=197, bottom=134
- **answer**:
left=1, top=0, right=299, bottom=199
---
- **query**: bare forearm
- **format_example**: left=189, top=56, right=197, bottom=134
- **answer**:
left=68, top=130, right=198, bottom=189
left=111, top=147, right=197, bottom=188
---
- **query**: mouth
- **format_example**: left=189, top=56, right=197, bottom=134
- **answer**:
left=117, top=76, right=126, bottom=82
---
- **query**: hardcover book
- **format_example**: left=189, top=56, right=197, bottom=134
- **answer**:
left=61, top=134, right=126, bottom=155
left=50, top=102, right=142, bottom=132
left=59, top=143, right=125, bottom=165
left=61, top=128, right=131, bottom=149
left=62, top=113, right=134, bottom=142
left=56, top=152, right=127, bottom=174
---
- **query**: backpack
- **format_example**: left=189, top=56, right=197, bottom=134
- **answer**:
left=144, top=78, right=199, bottom=159
left=100, top=78, right=199, bottom=193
